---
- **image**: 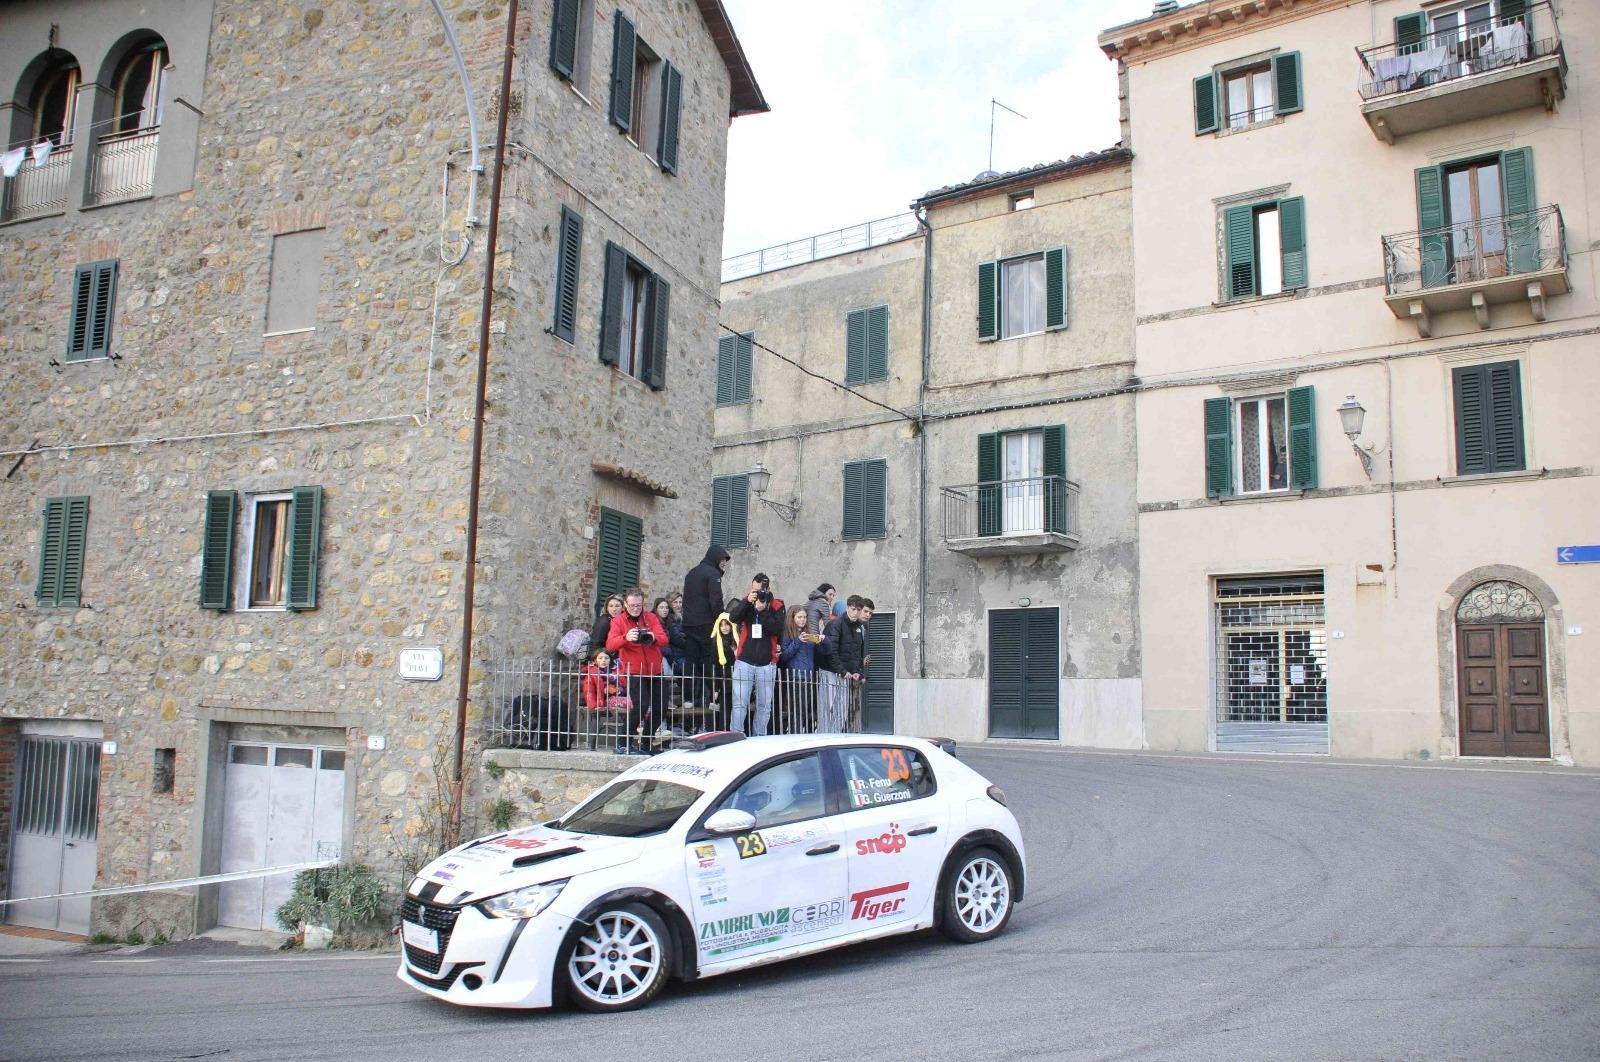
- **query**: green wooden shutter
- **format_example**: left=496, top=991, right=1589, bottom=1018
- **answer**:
left=861, top=459, right=887, bottom=538
left=716, top=335, right=737, bottom=404
left=608, top=9, right=636, bottom=132
left=1287, top=386, right=1318, bottom=490
left=1500, top=147, right=1538, bottom=274
left=87, top=261, right=117, bottom=359
left=1194, top=73, right=1219, bottom=135
left=1272, top=51, right=1303, bottom=115
left=595, top=509, right=625, bottom=611
left=842, top=462, right=864, bottom=540
left=1416, top=166, right=1449, bottom=288
left=1278, top=196, right=1307, bottom=291
left=65, top=266, right=94, bottom=361
left=1042, top=424, right=1068, bottom=533
left=977, top=432, right=1001, bottom=537
left=199, top=490, right=237, bottom=611
left=599, top=242, right=625, bottom=365
left=553, top=206, right=583, bottom=344
left=736, top=332, right=753, bottom=401
left=1487, top=362, right=1525, bottom=472
left=845, top=308, right=867, bottom=385
left=866, top=305, right=889, bottom=381
left=976, top=261, right=998, bottom=341
left=620, top=512, right=643, bottom=589
left=549, top=0, right=580, bottom=79
left=34, top=496, right=86, bottom=607
left=285, top=485, right=322, bottom=611
left=34, top=498, right=65, bottom=605
left=1224, top=205, right=1257, bottom=300
left=728, top=474, right=748, bottom=547
left=1044, top=247, right=1068, bottom=330
left=644, top=273, right=669, bottom=390
left=57, top=496, right=89, bottom=608
left=1454, top=365, right=1490, bottom=475
left=1395, top=12, right=1428, bottom=53
left=1204, top=397, right=1234, bottom=497
left=658, top=62, right=683, bottom=175
left=711, top=476, right=730, bottom=545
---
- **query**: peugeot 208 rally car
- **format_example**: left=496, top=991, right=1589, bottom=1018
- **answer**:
left=398, top=733, right=1024, bottom=1011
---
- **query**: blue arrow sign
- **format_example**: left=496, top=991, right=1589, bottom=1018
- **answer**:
left=1557, top=545, right=1600, bottom=565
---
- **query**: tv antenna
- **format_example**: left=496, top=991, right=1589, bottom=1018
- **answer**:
left=989, top=98, right=1028, bottom=173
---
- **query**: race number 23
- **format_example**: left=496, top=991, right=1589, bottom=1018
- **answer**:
left=734, top=832, right=767, bottom=859
left=880, top=748, right=911, bottom=782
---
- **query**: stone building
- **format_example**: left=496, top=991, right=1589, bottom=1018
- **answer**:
left=713, top=149, right=1143, bottom=747
left=0, top=0, right=764, bottom=938
left=1099, top=0, right=1598, bottom=763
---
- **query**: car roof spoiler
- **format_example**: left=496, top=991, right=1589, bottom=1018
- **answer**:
left=672, top=731, right=746, bottom=752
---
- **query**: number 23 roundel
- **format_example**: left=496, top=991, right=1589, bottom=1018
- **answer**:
left=734, top=832, right=767, bottom=859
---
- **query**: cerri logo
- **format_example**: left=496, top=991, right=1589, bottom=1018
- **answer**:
left=850, top=882, right=908, bottom=921
left=854, top=824, right=907, bottom=856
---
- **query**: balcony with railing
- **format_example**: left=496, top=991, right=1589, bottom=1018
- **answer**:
left=942, top=476, right=1080, bottom=556
left=1, top=139, right=73, bottom=223
left=722, top=212, right=919, bottom=282
left=87, top=121, right=159, bottom=206
left=1382, top=204, right=1567, bottom=336
left=1357, top=3, right=1566, bottom=143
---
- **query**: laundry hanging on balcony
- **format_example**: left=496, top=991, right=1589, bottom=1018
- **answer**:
left=0, top=148, right=24, bottom=178
left=31, top=140, right=52, bottom=166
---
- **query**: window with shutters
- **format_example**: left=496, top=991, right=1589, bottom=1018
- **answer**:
left=716, top=332, right=753, bottom=405
left=35, top=496, right=89, bottom=608
left=1452, top=361, right=1524, bottom=475
left=548, top=0, right=597, bottom=95
left=1220, top=197, right=1306, bottom=301
left=600, top=241, right=668, bottom=389
left=710, top=474, right=748, bottom=549
left=978, top=248, right=1067, bottom=341
left=607, top=11, right=683, bottom=174
left=1206, top=388, right=1318, bottom=497
left=200, top=487, right=323, bottom=612
left=1194, top=51, right=1303, bottom=136
left=842, top=459, right=888, bottom=541
left=65, top=260, right=118, bottom=362
left=845, top=306, right=888, bottom=385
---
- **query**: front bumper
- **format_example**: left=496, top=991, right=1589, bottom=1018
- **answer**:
left=396, top=901, right=569, bottom=1009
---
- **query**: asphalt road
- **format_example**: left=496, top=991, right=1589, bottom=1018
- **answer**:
left=4, top=746, right=1599, bottom=1061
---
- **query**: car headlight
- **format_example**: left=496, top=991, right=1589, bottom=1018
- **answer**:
left=478, top=879, right=569, bottom=920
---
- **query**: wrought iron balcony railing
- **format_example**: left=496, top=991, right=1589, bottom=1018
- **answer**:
left=88, top=124, right=159, bottom=206
left=942, top=476, right=1079, bottom=547
left=1357, top=2, right=1562, bottom=101
left=1382, top=204, right=1565, bottom=296
left=1, top=139, right=73, bottom=222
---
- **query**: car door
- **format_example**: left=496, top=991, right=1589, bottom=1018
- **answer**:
left=686, top=752, right=851, bottom=966
left=832, top=744, right=947, bottom=933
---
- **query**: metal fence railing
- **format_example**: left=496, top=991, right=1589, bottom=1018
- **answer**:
left=487, top=660, right=866, bottom=753
left=2, top=139, right=73, bottom=222
left=1357, top=2, right=1561, bottom=100
left=721, top=212, right=920, bottom=282
left=88, top=123, right=159, bottom=206
left=1382, top=204, right=1565, bottom=295
left=942, top=475, right=1080, bottom=542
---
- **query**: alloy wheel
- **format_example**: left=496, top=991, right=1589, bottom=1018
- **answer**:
left=954, top=856, right=1010, bottom=934
left=567, top=911, right=662, bottom=1006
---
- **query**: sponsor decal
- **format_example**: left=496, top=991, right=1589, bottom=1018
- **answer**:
left=694, top=843, right=718, bottom=869
left=493, top=836, right=549, bottom=851
left=635, top=761, right=716, bottom=779
left=695, top=865, right=727, bottom=882
left=733, top=832, right=768, bottom=860
left=789, top=897, right=847, bottom=936
left=847, top=776, right=913, bottom=808
left=880, top=748, right=912, bottom=781
left=850, top=882, right=909, bottom=922
left=761, top=823, right=823, bottom=851
left=854, top=823, right=907, bottom=856
left=697, top=907, right=790, bottom=957
left=430, top=870, right=455, bottom=881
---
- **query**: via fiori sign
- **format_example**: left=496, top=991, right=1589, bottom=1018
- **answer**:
left=398, top=647, right=444, bottom=681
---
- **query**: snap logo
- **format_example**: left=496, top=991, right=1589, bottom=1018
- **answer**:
left=850, top=881, right=908, bottom=921
left=854, top=824, right=907, bottom=856
left=496, top=837, right=547, bottom=851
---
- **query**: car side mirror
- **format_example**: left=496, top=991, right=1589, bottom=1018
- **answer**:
left=703, top=808, right=756, bottom=835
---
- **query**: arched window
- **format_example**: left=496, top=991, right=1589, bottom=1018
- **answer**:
left=112, top=43, right=167, bottom=133
left=30, top=58, right=80, bottom=145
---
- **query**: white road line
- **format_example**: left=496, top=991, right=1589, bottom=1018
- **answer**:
left=200, top=955, right=397, bottom=963
left=89, top=958, right=160, bottom=963
left=0, top=958, right=50, bottom=963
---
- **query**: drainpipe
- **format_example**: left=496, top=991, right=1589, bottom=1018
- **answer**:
left=915, top=206, right=932, bottom=679
left=451, top=0, right=519, bottom=844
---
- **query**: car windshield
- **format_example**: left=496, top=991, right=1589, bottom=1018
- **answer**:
left=557, top=779, right=701, bottom=838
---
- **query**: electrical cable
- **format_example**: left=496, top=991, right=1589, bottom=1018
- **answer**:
left=720, top=323, right=920, bottom=424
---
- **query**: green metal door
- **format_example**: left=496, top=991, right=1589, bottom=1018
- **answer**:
left=988, top=608, right=1060, bottom=739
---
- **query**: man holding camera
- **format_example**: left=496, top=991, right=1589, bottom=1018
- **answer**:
left=606, top=588, right=669, bottom=753
left=727, top=583, right=781, bottom=736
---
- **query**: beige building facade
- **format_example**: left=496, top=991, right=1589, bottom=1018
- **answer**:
left=1101, top=0, right=1598, bottom=763
left=715, top=151, right=1143, bottom=748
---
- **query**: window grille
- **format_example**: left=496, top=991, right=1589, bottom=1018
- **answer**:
left=1214, top=574, right=1327, bottom=724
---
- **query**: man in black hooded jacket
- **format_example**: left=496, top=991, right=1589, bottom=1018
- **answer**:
left=681, top=545, right=730, bottom=706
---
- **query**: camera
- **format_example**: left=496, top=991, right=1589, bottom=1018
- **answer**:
left=636, top=628, right=655, bottom=644
left=754, top=590, right=772, bottom=604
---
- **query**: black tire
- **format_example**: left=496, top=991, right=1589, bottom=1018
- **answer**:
left=559, top=902, right=673, bottom=1013
left=938, top=846, right=1015, bottom=944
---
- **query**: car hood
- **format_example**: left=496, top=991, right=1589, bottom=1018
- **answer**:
left=412, top=823, right=648, bottom=903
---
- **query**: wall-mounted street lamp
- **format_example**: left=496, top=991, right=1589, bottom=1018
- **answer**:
left=1338, top=394, right=1384, bottom=479
left=748, top=462, right=800, bottom=523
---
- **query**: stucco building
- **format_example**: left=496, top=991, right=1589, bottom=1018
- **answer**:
left=0, top=0, right=763, bottom=938
left=713, top=150, right=1143, bottom=748
left=1099, top=0, right=1597, bottom=762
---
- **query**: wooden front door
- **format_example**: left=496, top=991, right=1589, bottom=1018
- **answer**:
left=1457, top=623, right=1549, bottom=757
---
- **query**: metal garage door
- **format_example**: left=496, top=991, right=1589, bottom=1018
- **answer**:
left=217, top=743, right=346, bottom=931
left=1214, top=574, right=1329, bottom=754
left=6, top=734, right=100, bottom=934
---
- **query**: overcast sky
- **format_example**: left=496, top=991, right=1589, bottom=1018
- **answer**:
left=719, top=0, right=1160, bottom=258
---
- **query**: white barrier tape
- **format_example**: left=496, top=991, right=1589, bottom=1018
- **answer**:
left=0, top=860, right=337, bottom=906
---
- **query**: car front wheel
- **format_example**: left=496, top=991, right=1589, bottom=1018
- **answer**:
left=561, top=902, right=672, bottom=1012
left=939, top=847, right=1015, bottom=943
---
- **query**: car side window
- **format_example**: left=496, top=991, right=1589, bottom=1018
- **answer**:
left=717, top=754, right=827, bottom=829
left=837, top=746, right=936, bottom=811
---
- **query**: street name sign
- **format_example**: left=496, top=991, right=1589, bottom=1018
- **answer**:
left=398, top=647, right=445, bottom=680
left=1556, top=545, right=1600, bottom=565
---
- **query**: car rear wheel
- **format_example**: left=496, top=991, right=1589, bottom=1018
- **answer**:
left=562, top=903, right=672, bottom=1012
left=939, top=847, right=1014, bottom=943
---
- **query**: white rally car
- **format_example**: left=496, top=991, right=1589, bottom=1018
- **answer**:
left=397, top=733, right=1025, bottom=1011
